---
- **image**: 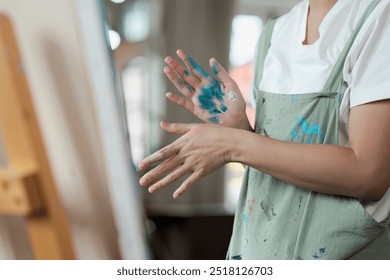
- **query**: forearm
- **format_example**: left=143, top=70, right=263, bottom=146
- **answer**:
left=229, top=129, right=386, bottom=201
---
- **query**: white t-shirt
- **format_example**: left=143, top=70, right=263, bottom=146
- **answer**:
left=257, top=0, right=390, bottom=222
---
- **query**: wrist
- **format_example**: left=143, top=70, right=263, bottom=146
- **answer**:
left=225, top=127, right=246, bottom=164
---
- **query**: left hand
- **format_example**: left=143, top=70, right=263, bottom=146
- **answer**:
left=164, top=49, right=251, bottom=130
left=138, top=121, right=232, bottom=198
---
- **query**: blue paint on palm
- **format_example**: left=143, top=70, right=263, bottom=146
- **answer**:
left=187, top=55, right=229, bottom=121
left=183, top=69, right=190, bottom=76
left=208, top=116, right=220, bottom=124
left=198, top=79, right=227, bottom=115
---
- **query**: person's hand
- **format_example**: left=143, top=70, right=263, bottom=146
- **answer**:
left=164, top=49, right=252, bottom=130
left=138, top=121, right=233, bottom=198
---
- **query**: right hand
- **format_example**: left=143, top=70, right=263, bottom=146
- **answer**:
left=164, top=49, right=252, bottom=130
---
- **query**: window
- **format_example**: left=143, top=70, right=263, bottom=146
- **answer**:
left=121, top=57, right=150, bottom=164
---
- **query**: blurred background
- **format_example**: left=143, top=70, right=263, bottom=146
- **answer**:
left=0, top=0, right=300, bottom=260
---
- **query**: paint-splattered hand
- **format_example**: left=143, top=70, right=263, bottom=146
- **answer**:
left=138, top=121, right=232, bottom=198
left=164, top=49, right=251, bottom=130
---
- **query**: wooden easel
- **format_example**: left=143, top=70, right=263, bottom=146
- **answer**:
left=0, top=14, right=75, bottom=259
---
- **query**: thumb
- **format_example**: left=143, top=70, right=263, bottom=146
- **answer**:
left=160, top=121, right=195, bottom=135
left=209, top=58, right=233, bottom=84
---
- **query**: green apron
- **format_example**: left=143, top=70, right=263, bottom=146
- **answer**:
left=227, top=0, right=390, bottom=260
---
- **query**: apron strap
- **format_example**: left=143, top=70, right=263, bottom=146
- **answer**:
left=253, top=16, right=279, bottom=91
left=323, top=0, right=382, bottom=92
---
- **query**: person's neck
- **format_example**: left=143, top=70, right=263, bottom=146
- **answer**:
left=309, top=0, right=338, bottom=12
left=304, top=0, right=338, bottom=45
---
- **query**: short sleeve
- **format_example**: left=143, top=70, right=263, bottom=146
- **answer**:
left=345, top=3, right=390, bottom=108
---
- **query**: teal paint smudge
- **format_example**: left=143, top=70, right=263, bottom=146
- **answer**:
left=291, top=94, right=298, bottom=104
left=212, top=63, right=219, bottom=75
left=208, top=116, right=220, bottom=124
left=183, top=69, right=190, bottom=76
left=186, top=84, right=193, bottom=93
left=291, top=117, right=324, bottom=144
left=198, top=79, right=227, bottom=116
left=313, top=247, right=326, bottom=259
left=188, top=56, right=210, bottom=78
left=176, top=78, right=184, bottom=85
left=177, top=78, right=193, bottom=93
left=243, top=213, right=249, bottom=224
left=187, top=56, right=229, bottom=118
left=231, top=255, right=242, bottom=260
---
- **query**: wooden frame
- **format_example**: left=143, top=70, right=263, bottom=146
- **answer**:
left=0, top=14, right=74, bottom=259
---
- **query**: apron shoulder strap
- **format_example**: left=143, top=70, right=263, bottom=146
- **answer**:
left=253, top=16, right=279, bottom=91
left=323, top=0, right=382, bottom=92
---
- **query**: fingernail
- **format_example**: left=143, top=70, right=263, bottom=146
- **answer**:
left=160, top=121, right=169, bottom=127
left=166, top=92, right=173, bottom=98
left=165, top=56, right=170, bottom=63
left=173, top=192, right=179, bottom=199
left=164, top=66, right=169, bottom=72
left=139, top=178, right=146, bottom=186
left=148, top=187, right=154, bottom=193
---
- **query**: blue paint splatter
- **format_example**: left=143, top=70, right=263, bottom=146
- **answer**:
left=313, top=247, right=326, bottom=259
left=208, top=116, right=220, bottom=124
left=176, top=78, right=184, bottom=85
left=212, top=63, right=219, bottom=75
left=183, top=69, right=190, bottom=76
left=291, top=94, right=298, bottom=104
left=188, top=56, right=210, bottom=78
left=186, top=84, right=193, bottom=93
left=187, top=56, right=229, bottom=120
left=291, top=117, right=323, bottom=144
left=243, top=213, right=249, bottom=224
left=198, top=79, right=227, bottom=116
left=231, top=255, right=242, bottom=260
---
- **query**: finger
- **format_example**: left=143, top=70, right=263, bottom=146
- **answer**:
left=209, top=58, right=234, bottom=85
left=139, top=154, right=183, bottom=187
left=138, top=145, right=177, bottom=171
left=165, top=56, right=200, bottom=87
left=166, top=92, right=195, bottom=113
left=177, top=49, right=210, bottom=81
left=173, top=171, right=202, bottom=199
left=164, top=66, right=194, bottom=99
left=160, top=121, right=196, bottom=135
left=148, top=164, right=191, bottom=194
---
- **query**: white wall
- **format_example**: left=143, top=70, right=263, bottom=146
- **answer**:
left=0, top=0, right=146, bottom=259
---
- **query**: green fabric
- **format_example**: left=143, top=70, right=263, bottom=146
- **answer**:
left=228, top=0, right=389, bottom=260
